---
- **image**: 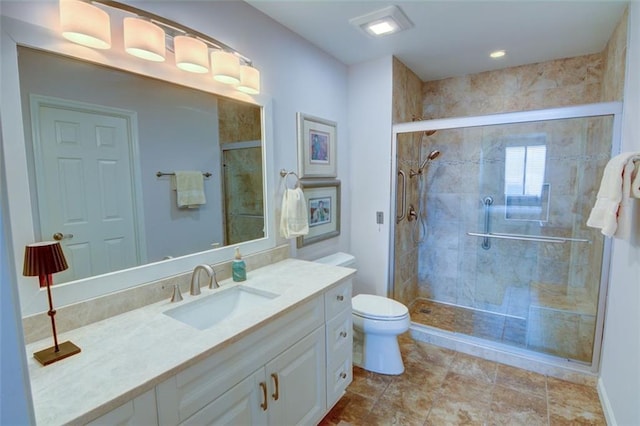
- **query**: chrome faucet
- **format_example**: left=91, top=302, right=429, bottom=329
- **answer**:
left=190, top=264, right=218, bottom=295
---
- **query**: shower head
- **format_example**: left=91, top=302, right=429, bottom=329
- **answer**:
left=418, top=149, right=441, bottom=171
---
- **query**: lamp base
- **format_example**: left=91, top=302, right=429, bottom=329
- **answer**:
left=34, top=341, right=81, bottom=366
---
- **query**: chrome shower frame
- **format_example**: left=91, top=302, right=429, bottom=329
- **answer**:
left=389, top=102, right=623, bottom=375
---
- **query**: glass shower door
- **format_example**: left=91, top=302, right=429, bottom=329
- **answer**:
left=412, top=113, right=614, bottom=364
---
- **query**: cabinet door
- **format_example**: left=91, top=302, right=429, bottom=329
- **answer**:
left=87, top=388, right=157, bottom=426
left=266, top=327, right=326, bottom=426
left=181, top=369, right=268, bottom=426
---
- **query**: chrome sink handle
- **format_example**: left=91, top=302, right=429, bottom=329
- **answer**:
left=209, top=268, right=219, bottom=289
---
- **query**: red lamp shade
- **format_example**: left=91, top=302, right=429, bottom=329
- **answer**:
left=23, top=242, right=68, bottom=287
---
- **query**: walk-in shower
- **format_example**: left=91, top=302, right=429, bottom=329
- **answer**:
left=391, top=103, right=622, bottom=373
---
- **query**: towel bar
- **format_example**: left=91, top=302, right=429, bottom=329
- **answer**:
left=156, top=171, right=212, bottom=178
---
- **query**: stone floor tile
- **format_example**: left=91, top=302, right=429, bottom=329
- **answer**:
left=495, top=363, right=547, bottom=397
left=425, top=392, right=489, bottom=425
left=377, top=376, right=439, bottom=418
left=548, top=402, right=607, bottom=425
left=368, top=398, right=429, bottom=426
left=488, top=384, right=548, bottom=425
left=440, top=371, right=494, bottom=403
left=320, top=391, right=375, bottom=426
left=449, top=352, right=498, bottom=384
left=411, top=339, right=456, bottom=368
left=348, top=366, right=393, bottom=400
left=547, top=377, right=603, bottom=414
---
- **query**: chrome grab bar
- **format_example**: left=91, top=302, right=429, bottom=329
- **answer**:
left=396, top=170, right=407, bottom=224
left=467, top=232, right=590, bottom=244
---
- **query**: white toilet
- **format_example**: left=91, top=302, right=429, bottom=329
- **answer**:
left=315, top=252, right=410, bottom=375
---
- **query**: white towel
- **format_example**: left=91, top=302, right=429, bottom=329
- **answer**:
left=174, top=171, right=206, bottom=208
left=280, top=188, right=309, bottom=239
left=587, top=152, right=640, bottom=238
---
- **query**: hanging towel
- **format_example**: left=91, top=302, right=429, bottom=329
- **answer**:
left=587, top=152, right=640, bottom=238
left=280, top=187, right=309, bottom=239
left=174, top=171, right=206, bottom=208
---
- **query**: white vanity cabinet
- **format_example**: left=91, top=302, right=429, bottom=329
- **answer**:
left=324, top=280, right=353, bottom=408
left=155, top=278, right=352, bottom=426
left=182, top=328, right=325, bottom=426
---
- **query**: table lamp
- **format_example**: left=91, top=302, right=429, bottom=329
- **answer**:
left=23, top=241, right=81, bottom=366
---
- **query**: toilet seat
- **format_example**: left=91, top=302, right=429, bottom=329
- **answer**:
left=352, top=294, right=409, bottom=320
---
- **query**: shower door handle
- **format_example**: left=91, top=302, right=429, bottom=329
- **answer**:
left=396, top=170, right=407, bottom=224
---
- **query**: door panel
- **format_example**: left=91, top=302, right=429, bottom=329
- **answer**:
left=35, top=102, right=140, bottom=282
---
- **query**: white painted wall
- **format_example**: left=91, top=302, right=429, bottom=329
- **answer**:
left=347, top=57, right=394, bottom=296
left=0, top=127, right=35, bottom=425
left=598, top=4, right=640, bottom=425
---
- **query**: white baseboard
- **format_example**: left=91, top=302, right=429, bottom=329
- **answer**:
left=598, top=377, right=616, bottom=426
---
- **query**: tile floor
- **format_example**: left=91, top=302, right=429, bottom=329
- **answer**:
left=320, top=333, right=606, bottom=425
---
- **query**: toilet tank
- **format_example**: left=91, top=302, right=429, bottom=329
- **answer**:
left=314, top=252, right=356, bottom=269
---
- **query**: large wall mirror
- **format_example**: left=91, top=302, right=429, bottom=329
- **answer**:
left=1, top=14, right=276, bottom=316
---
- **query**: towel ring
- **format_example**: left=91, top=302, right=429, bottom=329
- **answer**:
left=279, top=169, right=300, bottom=189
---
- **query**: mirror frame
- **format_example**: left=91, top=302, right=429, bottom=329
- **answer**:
left=1, top=15, right=276, bottom=316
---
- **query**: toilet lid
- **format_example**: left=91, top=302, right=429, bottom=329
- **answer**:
left=352, top=294, right=409, bottom=320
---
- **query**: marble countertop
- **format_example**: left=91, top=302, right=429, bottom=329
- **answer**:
left=25, top=259, right=355, bottom=425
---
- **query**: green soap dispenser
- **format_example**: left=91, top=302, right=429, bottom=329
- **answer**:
left=232, top=247, right=247, bottom=282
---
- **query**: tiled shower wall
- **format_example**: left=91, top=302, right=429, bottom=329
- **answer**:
left=392, top=57, right=423, bottom=306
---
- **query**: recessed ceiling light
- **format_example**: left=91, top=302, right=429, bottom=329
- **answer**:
left=490, top=50, right=506, bottom=59
left=350, top=5, right=413, bottom=38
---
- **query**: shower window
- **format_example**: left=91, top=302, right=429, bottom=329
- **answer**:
left=504, top=140, right=549, bottom=221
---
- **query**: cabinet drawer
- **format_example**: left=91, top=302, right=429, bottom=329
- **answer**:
left=324, top=279, right=352, bottom=319
left=326, top=356, right=352, bottom=409
left=325, top=309, right=352, bottom=364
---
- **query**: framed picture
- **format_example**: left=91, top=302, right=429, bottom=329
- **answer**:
left=297, top=113, right=337, bottom=178
left=297, top=179, right=341, bottom=248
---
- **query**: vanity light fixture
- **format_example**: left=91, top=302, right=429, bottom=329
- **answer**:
left=238, top=65, right=261, bottom=95
left=23, top=242, right=81, bottom=366
left=490, top=49, right=506, bottom=59
left=350, top=5, right=413, bottom=38
left=58, top=0, right=260, bottom=94
left=59, top=0, right=111, bottom=49
left=174, top=35, right=209, bottom=73
left=123, top=17, right=166, bottom=62
left=211, top=51, right=241, bottom=85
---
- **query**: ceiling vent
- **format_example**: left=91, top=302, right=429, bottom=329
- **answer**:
left=349, top=5, right=413, bottom=37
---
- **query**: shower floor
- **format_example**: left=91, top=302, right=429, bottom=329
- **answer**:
left=409, top=298, right=527, bottom=348
left=409, top=295, right=596, bottom=363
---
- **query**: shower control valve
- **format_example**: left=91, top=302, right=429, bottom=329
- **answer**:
left=407, top=205, right=417, bottom=222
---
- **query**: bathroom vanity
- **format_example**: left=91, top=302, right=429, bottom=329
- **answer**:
left=25, top=259, right=354, bottom=425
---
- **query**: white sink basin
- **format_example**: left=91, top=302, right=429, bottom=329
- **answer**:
left=164, top=286, right=279, bottom=330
